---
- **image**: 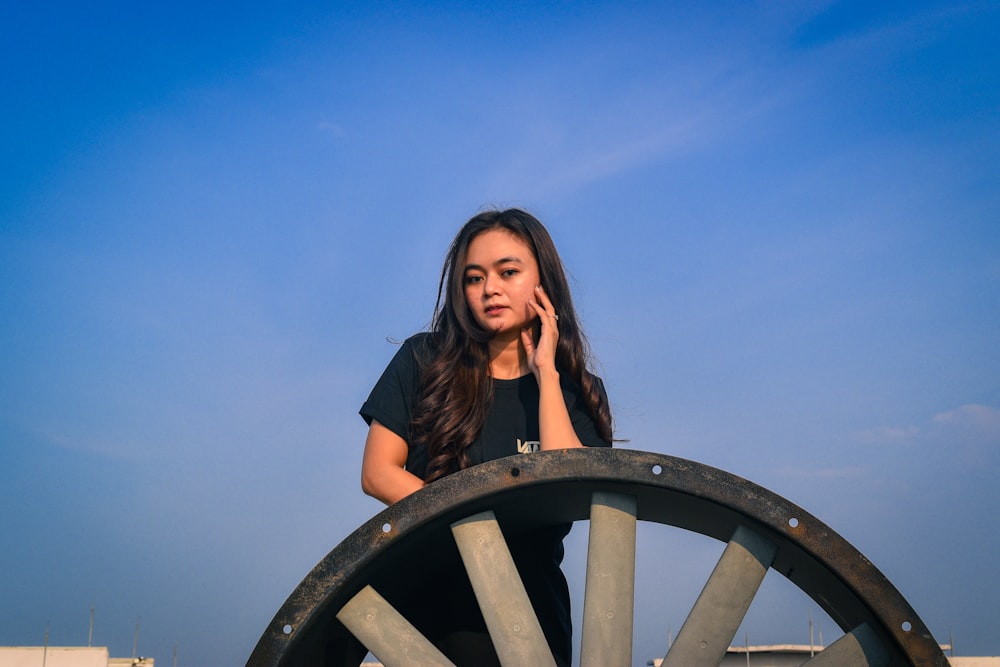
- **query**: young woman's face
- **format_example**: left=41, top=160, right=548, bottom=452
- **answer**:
left=462, top=228, right=542, bottom=338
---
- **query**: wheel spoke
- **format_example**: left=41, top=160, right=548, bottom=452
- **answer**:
left=580, top=492, right=637, bottom=667
left=662, top=525, right=776, bottom=666
left=451, top=510, right=556, bottom=666
left=336, top=584, right=456, bottom=667
left=801, top=624, right=889, bottom=667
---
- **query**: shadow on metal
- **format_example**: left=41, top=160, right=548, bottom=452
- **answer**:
left=247, top=448, right=947, bottom=667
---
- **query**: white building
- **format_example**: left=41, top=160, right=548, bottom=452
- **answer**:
left=648, top=644, right=1000, bottom=667
left=0, top=647, right=153, bottom=667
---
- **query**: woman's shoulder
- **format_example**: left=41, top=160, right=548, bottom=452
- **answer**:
left=395, top=331, right=443, bottom=368
left=402, top=331, right=434, bottom=345
left=401, top=331, right=440, bottom=353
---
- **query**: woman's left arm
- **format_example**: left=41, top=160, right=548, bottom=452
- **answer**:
left=523, top=285, right=585, bottom=450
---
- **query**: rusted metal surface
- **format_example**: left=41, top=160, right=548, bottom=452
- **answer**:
left=247, top=448, right=948, bottom=667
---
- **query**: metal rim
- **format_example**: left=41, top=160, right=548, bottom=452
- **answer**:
left=248, top=448, right=947, bottom=666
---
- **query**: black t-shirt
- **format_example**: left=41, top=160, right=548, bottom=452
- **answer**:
left=359, top=333, right=611, bottom=664
left=360, top=333, right=610, bottom=477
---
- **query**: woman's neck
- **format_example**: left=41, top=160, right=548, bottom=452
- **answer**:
left=488, top=335, right=529, bottom=379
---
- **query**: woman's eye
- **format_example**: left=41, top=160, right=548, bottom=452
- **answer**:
left=464, top=275, right=483, bottom=284
left=502, top=269, right=519, bottom=277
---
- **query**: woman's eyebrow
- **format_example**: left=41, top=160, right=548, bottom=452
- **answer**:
left=464, top=256, right=524, bottom=272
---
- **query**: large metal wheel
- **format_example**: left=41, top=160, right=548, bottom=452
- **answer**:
left=248, top=448, right=947, bottom=666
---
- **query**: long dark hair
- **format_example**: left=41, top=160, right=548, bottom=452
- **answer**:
left=410, top=208, right=613, bottom=483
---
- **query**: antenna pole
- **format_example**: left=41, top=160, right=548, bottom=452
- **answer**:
left=88, top=603, right=94, bottom=647
left=809, top=607, right=816, bottom=658
left=133, top=617, right=140, bottom=659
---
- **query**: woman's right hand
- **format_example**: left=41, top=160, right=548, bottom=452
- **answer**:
left=522, top=284, right=560, bottom=379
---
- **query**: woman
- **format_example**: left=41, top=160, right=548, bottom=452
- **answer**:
left=359, top=208, right=613, bottom=666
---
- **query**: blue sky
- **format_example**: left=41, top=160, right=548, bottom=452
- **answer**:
left=2, top=1, right=998, bottom=665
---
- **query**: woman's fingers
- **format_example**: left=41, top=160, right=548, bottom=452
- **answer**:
left=520, top=325, right=536, bottom=356
left=527, top=298, right=558, bottom=337
left=524, top=286, right=559, bottom=376
left=534, top=285, right=556, bottom=316
left=533, top=286, right=560, bottom=326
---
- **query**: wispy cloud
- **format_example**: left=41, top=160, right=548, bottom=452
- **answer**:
left=526, top=117, right=704, bottom=198
left=854, top=424, right=921, bottom=445
left=932, top=404, right=1000, bottom=434
left=317, top=119, right=346, bottom=138
left=793, top=1, right=984, bottom=55
left=853, top=404, right=1000, bottom=468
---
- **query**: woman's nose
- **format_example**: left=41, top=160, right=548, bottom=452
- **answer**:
left=483, top=273, right=501, bottom=295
